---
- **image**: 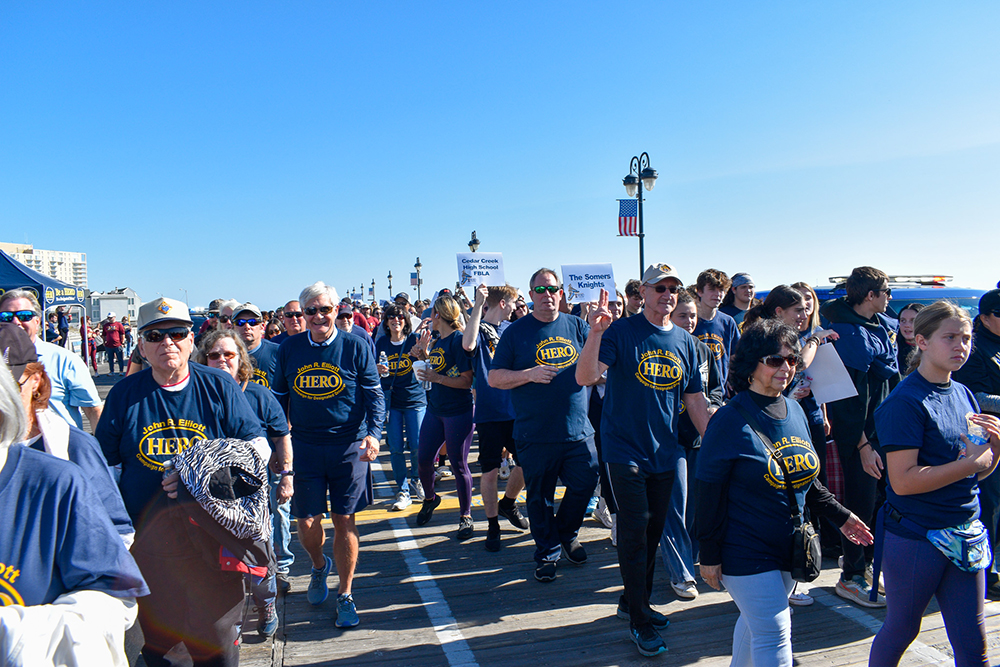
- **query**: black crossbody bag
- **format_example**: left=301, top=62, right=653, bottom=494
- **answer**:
left=733, top=401, right=822, bottom=583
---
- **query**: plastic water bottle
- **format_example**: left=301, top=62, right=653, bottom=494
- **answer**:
left=378, top=351, right=389, bottom=378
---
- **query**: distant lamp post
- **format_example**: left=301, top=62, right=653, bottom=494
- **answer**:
left=623, top=152, right=658, bottom=277
left=371, top=279, right=376, bottom=304
left=387, top=271, right=393, bottom=295
left=178, top=288, right=189, bottom=307
left=468, top=230, right=480, bottom=253
left=414, top=257, right=423, bottom=301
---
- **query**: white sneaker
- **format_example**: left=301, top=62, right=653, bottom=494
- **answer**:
left=391, top=490, right=411, bottom=511
left=435, top=466, right=453, bottom=480
left=788, top=590, right=814, bottom=606
left=498, top=458, right=511, bottom=480
left=592, top=497, right=614, bottom=528
left=410, top=478, right=425, bottom=501
left=671, top=581, right=699, bottom=600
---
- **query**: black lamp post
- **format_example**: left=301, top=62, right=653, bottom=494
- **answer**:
left=414, top=257, right=423, bottom=301
left=371, top=279, right=375, bottom=304
left=387, top=271, right=393, bottom=295
left=468, top=230, right=480, bottom=253
left=623, top=152, right=658, bottom=277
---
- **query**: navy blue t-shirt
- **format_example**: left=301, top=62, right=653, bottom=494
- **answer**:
left=426, top=330, right=473, bottom=417
left=375, top=333, right=426, bottom=411
left=697, top=392, right=820, bottom=576
left=248, top=338, right=279, bottom=389
left=719, top=304, right=747, bottom=328
left=96, top=364, right=264, bottom=538
left=876, top=372, right=982, bottom=537
left=243, top=379, right=290, bottom=441
left=0, top=446, right=149, bottom=606
left=598, top=316, right=703, bottom=473
left=491, top=313, right=594, bottom=444
left=693, top=311, right=740, bottom=384
left=468, top=321, right=515, bottom=424
left=272, top=329, right=386, bottom=445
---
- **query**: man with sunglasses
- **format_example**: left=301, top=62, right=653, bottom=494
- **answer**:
left=0, top=290, right=103, bottom=431
left=270, top=300, right=307, bottom=344
left=335, top=303, right=377, bottom=356
left=819, top=266, right=896, bottom=608
left=576, top=263, right=710, bottom=657
left=271, top=282, right=385, bottom=630
left=233, top=302, right=279, bottom=389
left=96, top=296, right=266, bottom=665
left=490, top=268, right=598, bottom=584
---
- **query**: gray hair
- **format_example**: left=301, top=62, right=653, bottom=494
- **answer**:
left=299, top=282, right=340, bottom=308
left=0, top=289, right=42, bottom=317
left=0, top=357, right=27, bottom=448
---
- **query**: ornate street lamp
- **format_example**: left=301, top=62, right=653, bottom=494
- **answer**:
left=623, top=152, right=658, bottom=276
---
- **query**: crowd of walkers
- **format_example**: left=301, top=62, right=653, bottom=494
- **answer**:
left=0, top=264, right=998, bottom=666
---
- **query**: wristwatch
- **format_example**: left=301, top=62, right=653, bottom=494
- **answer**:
left=278, top=470, right=295, bottom=477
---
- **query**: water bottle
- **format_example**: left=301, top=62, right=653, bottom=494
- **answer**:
left=378, top=351, right=389, bottom=378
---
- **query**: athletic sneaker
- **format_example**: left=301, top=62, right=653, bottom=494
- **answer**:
left=485, top=524, right=501, bottom=552
left=592, top=498, right=614, bottom=528
left=630, top=623, right=667, bottom=657
left=788, top=590, right=814, bottom=607
left=256, top=601, right=278, bottom=637
left=497, top=502, right=529, bottom=530
left=415, top=495, right=442, bottom=526
left=835, top=575, right=886, bottom=608
left=670, top=581, right=698, bottom=600
left=391, top=490, right=411, bottom=511
left=616, top=597, right=670, bottom=630
left=335, top=593, right=360, bottom=628
left=307, top=555, right=333, bottom=605
left=498, top=458, right=511, bottom=480
left=586, top=496, right=599, bottom=515
left=534, top=561, right=557, bottom=582
left=561, top=538, right=587, bottom=565
left=456, top=515, right=474, bottom=540
left=865, top=564, right=886, bottom=595
left=410, top=478, right=426, bottom=501
left=435, top=466, right=453, bottom=480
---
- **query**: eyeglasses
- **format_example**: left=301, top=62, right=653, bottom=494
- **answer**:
left=875, top=288, right=892, bottom=297
left=304, top=305, right=335, bottom=316
left=760, top=354, right=801, bottom=368
left=650, top=285, right=682, bottom=294
left=531, top=285, right=561, bottom=295
left=283, top=311, right=303, bottom=319
left=0, top=310, right=37, bottom=323
left=235, top=318, right=260, bottom=327
left=207, top=350, right=238, bottom=361
left=336, top=313, right=352, bottom=319
left=386, top=314, right=405, bottom=321
left=218, top=315, right=231, bottom=323
left=142, top=327, right=190, bottom=344
left=206, top=312, right=219, bottom=319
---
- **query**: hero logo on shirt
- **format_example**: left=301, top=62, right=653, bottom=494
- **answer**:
left=763, top=437, right=820, bottom=491
left=388, top=353, right=412, bottom=376
left=535, top=336, right=578, bottom=369
left=138, top=419, right=208, bottom=471
left=252, top=367, right=270, bottom=388
left=698, top=333, right=724, bottom=361
left=293, top=362, right=345, bottom=400
left=428, top=348, right=447, bottom=373
left=0, top=561, right=24, bottom=606
left=637, top=349, right=684, bottom=391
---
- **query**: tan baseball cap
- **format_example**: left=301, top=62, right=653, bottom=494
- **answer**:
left=233, top=302, right=263, bottom=320
left=138, top=297, right=193, bottom=331
left=640, top=263, right=683, bottom=286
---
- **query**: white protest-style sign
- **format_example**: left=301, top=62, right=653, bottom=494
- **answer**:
left=796, top=343, right=858, bottom=406
left=456, top=253, right=504, bottom=287
left=561, top=263, right=616, bottom=304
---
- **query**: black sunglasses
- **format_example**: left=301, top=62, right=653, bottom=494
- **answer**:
left=206, top=312, right=219, bottom=319
left=760, top=354, right=801, bottom=368
left=531, top=285, right=561, bottom=294
left=218, top=315, right=231, bottom=323
left=0, top=310, right=36, bottom=323
left=142, top=327, right=190, bottom=344
left=283, top=311, right=304, bottom=319
left=304, top=305, right=336, bottom=316
left=235, top=318, right=260, bottom=327
left=874, top=288, right=892, bottom=297
left=650, top=285, right=682, bottom=294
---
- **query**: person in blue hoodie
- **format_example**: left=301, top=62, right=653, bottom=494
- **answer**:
left=819, top=266, right=897, bottom=608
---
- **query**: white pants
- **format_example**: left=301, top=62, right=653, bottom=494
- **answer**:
left=721, top=569, right=796, bottom=667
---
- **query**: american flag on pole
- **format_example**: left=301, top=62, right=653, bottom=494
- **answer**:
left=411, top=272, right=419, bottom=286
left=618, top=199, right=638, bottom=236
left=368, top=286, right=374, bottom=297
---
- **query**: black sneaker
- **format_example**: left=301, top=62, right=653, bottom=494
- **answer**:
left=276, top=573, right=291, bottom=595
left=561, top=538, right=587, bottom=565
left=255, top=601, right=278, bottom=637
left=534, top=561, right=557, bottom=582
left=416, top=496, right=442, bottom=526
left=987, top=582, right=1000, bottom=601
left=497, top=502, right=530, bottom=530
left=630, top=623, right=667, bottom=657
left=485, top=524, right=501, bottom=552
left=616, top=597, right=670, bottom=630
left=456, top=516, right=474, bottom=540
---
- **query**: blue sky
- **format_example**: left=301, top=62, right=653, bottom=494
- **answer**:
left=2, top=2, right=997, bottom=308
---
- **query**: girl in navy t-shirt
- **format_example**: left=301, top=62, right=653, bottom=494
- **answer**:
left=411, top=296, right=475, bottom=540
left=871, top=301, right=1000, bottom=666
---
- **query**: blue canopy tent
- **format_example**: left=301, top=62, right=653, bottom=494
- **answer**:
left=0, top=249, right=89, bottom=351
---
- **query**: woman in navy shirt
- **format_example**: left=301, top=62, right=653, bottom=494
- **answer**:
left=411, top=295, right=475, bottom=539
left=697, top=320, right=870, bottom=666
left=870, top=301, right=1000, bottom=666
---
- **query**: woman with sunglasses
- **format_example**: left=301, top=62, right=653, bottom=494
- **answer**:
left=375, top=303, right=427, bottom=511
left=411, top=295, right=475, bottom=539
left=697, top=319, right=872, bottom=667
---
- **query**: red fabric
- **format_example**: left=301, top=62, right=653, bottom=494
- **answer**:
left=102, top=321, right=125, bottom=348
left=353, top=312, right=371, bottom=333
left=824, top=437, right=845, bottom=502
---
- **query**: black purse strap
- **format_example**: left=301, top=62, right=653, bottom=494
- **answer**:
left=732, top=400, right=803, bottom=524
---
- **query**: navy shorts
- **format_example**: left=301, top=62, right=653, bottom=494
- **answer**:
left=477, top=420, right=519, bottom=473
left=291, top=438, right=373, bottom=518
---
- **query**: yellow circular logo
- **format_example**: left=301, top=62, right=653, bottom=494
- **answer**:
left=0, top=579, right=25, bottom=607
left=294, top=366, right=345, bottom=400
left=764, top=442, right=820, bottom=490
left=137, top=424, right=207, bottom=471
left=44, top=287, right=54, bottom=304
left=636, top=351, right=683, bottom=390
left=428, top=348, right=447, bottom=373
left=389, top=354, right=412, bottom=376
left=535, top=337, right=578, bottom=369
